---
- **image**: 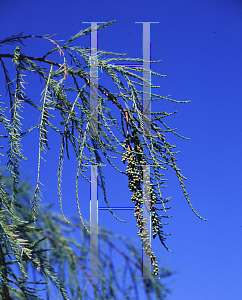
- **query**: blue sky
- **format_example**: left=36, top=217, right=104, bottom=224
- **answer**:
left=1, top=0, right=242, bottom=299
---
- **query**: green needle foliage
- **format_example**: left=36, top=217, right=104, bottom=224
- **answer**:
left=0, top=20, right=206, bottom=298
left=0, top=168, right=173, bottom=300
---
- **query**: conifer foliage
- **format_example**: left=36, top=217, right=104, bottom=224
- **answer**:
left=0, top=20, right=206, bottom=299
left=0, top=168, right=172, bottom=299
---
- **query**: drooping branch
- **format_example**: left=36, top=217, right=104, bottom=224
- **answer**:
left=0, top=26, right=206, bottom=281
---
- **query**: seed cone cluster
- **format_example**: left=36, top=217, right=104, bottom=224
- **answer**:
left=121, top=132, right=160, bottom=276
